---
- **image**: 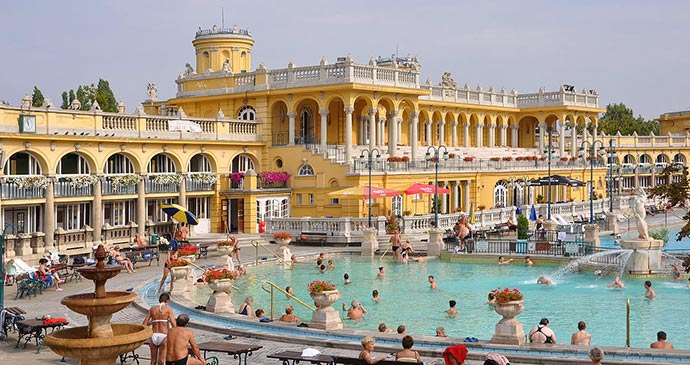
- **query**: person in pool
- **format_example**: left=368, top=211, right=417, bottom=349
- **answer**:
left=498, top=256, right=513, bottom=265
left=344, top=273, right=352, bottom=284
left=445, top=300, right=459, bottom=317
left=608, top=276, right=625, bottom=288
left=644, top=280, right=656, bottom=299
left=537, top=276, right=555, bottom=285
left=428, top=275, right=438, bottom=289
left=377, top=266, right=385, bottom=279
left=343, top=300, right=368, bottom=319
left=372, top=290, right=381, bottom=302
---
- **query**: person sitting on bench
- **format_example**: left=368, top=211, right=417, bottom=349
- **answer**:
left=506, top=216, right=518, bottom=231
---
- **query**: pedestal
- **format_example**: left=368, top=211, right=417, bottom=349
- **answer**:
left=583, top=224, right=600, bottom=248
left=170, top=266, right=192, bottom=297
left=620, top=239, right=664, bottom=274
left=32, top=232, right=46, bottom=254
left=426, top=228, right=444, bottom=257
left=360, top=228, right=378, bottom=256
left=606, top=213, right=618, bottom=233
left=491, top=301, right=526, bottom=345
left=16, top=234, right=33, bottom=256
left=206, top=279, right=235, bottom=313
left=280, top=246, right=292, bottom=264
left=309, top=290, right=343, bottom=330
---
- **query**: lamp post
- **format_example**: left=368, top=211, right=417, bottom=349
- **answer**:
left=359, top=148, right=381, bottom=228
left=544, top=128, right=554, bottom=221
left=607, top=139, right=617, bottom=213
left=425, top=145, right=449, bottom=228
left=579, top=139, right=607, bottom=223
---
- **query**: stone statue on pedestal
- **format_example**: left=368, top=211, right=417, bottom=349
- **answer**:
left=631, top=187, right=649, bottom=240
left=146, top=82, right=158, bottom=101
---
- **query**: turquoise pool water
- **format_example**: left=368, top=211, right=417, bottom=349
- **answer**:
left=600, top=223, right=690, bottom=251
left=192, top=255, right=690, bottom=349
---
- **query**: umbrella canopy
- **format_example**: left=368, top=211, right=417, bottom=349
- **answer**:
left=468, top=202, right=476, bottom=224
left=529, top=174, right=585, bottom=187
left=327, top=186, right=401, bottom=199
left=404, top=183, right=450, bottom=195
left=529, top=204, right=538, bottom=221
left=160, top=204, right=199, bottom=225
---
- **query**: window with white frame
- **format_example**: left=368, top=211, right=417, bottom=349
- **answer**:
left=309, top=193, right=314, bottom=205
left=298, top=164, right=314, bottom=176
left=296, top=193, right=303, bottom=205
left=104, top=153, right=135, bottom=174
left=147, top=198, right=176, bottom=223
left=148, top=154, right=176, bottom=173
left=187, top=197, right=210, bottom=219
left=56, top=203, right=91, bottom=231
left=494, top=182, right=508, bottom=208
left=57, top=153, right=90, bottom=175
left=237, top=106, right=256, bottom=121
left=189, top=154, right=212, bottom=172
left=3, top=152, right=42, bottom=175
left=392, top=196, right=402, bottom=216
left=103, top=201, right=136, bottom=227
left=256, top=197, right=290, bottom=222
left=231, top=154, right=255, bottom=172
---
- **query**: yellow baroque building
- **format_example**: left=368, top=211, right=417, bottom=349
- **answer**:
left=0, top=25, right=685, bottom=262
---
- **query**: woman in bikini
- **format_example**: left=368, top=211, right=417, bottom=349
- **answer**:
left=157, top=248, right=179, bottom=293
left=143, top=293, right=176, bottom=365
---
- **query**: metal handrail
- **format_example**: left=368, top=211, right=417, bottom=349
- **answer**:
left=261, top=280, right=316, bottom=319
left=251, top=240, right=291, bottom=268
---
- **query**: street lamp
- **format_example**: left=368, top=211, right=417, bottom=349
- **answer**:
left=606, top=139, right=617, bottom=213
left=544, top=127, right=554, bottom=221
left=425, top=145, right=449, bottom=228
left=579, top=139, right=607, bottom=223
left=359, top=148, right=381, bottom=227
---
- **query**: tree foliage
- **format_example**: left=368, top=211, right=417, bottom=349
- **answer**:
left=60, top=79, right=118, bottom=112
left=598, top=103, right=659, bottom=136
left=649, top=165, right=690, bottom=272
left=31, top=86, right=44, bottom=107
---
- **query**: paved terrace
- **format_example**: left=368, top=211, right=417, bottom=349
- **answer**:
left=2, top=226, right=688, bottom=364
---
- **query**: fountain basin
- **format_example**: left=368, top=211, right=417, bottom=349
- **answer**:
left=62, top=291, right=137, bottom=316
left=45, top=324, right=151, bottom=364
left=78, top=265, right=123, bottom=282
left=619, top=238, right=664, bottom=251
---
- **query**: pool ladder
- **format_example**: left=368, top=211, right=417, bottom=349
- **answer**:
left=251, top=240, right=292, bottom=268
left=261, top=280, right=316, bottom=320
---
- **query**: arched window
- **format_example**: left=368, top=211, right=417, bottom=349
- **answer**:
left=189, top=154, right=212, bottom=172
left=656, top=154, right=669, bottom=164
left=104, top=153, right=135, bottom=174
left=494, top=181, right=508, bottom=208
left=674, top=153, right=686, bottom=164
left=238, top=106, right=256, bottom=121
left=298, top=164, right=314, bottom=176
left=623, top=154, right=636, bottom=164
left=231, top=154, right=255, bottom=173
left=639, top=154, right=651, bottom=164
left=57, top=153, right=90, bottom=175
left=148, top=154, right=176, bottom=173
left=3, top=152, right=42, bottom=175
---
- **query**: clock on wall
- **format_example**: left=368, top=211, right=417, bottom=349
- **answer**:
left=19, top=115, right=36, bottom=133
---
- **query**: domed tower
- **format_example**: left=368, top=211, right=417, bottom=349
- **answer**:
left=192, top=24, right=254, bottom=74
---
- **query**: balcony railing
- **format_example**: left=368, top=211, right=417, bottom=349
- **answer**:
left=0, top=182, right=45, bottom=200
left=258, top=180, right=288, bottom=189
left=145, top=180, right=180, bottom=194
left=102, top=179, right=138, bottom=195
left=54, top=181, right=94, bottom=197
left=348, top=158, right=605, bottom=174
left=185, top=178, right=216, bottom=192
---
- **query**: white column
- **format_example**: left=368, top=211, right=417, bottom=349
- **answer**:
left=558, top=120, right=565, bottom=157
left=451, top=121, right=458, bottom=147
left=377, top=116, right=386, bottom=147
left=410, top=111, right=419, bottom=162
left=359, top=117, right=366, bottom=145
left=397, top=119, right=402, bottom=146
left=489, top=123, right=496, bottom=147
left=593, top=121, right=598, bottom=143
left=388, top=110, right=398, bottom=156
left=426, top=121, right=432, bottom=147
left=368, top=109, right=376, bottom=150
left=320, top=109, right=329, bottom=153
left=288, top=111, right=297, bottom=146
left=44, top=177, right=55, bottom=249
left=538, top=123, right=546, bottom=151
left=92, top=177, right=103, bottom=245
left=179, top=173, right=187, bottom=209
left=463, top=122, right=470, bottom=147
left=511, top=125, right=519, bottom=147
left=500, top=125, right=507, bottom=147
left=137, top=174, right=146, bottom=236
left=463, top=181, right=471, bottom=211
left=439, top=121, right=446, bottom=146
left=344, top=106, right=354, bottom=163
left=571, top=121, right=578, bottom=157
left=476, top=123, right=484, bottom=148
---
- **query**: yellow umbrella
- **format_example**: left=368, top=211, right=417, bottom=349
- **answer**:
left=468, top=201, right=476, bottom=224
left=160, top=204, right=199, bottom=225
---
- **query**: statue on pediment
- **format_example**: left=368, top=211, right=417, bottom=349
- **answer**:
left=439, top=72, right=457, bottom=89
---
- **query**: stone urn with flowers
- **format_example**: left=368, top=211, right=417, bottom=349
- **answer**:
left=273, top=232, right=293, bottom=263
left=216, top=239, right=234, bottom=256
left=205, top=268, right=236, bottom=313
left=308, top=280, right=343, bottom=330
left=168, top=259, right=193, bottom=297
left=177, top=244, right=198, bottom=263
left=490, top=288, right=526, bottom=345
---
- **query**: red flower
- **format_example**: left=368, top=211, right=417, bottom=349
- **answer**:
left=204, top=268, right=235, bottom=282
left=178, top=244, right=199, bottom=257
left=308, top=280, right=336, bottom=293
left=490, top=287, right=523, bottom=304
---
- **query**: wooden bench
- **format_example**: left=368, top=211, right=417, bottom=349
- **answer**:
left=268, top=351, right=423, bottom=365
left=122, top=246, right=160, bottom=267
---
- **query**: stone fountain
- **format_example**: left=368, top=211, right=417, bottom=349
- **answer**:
left=620, top=187, right=665, bottom=275
left=45, top=245, right=152, bottom=365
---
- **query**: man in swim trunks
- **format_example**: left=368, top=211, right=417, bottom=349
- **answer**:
left=143, top=293, right=176, bottom=365
left=529, top=318, right=557, bottom=344
left=389, top=231, right=402, bottom=259
left=165, top=314, right=205, bottom=365
left=228, top=235, right=241, bottom=263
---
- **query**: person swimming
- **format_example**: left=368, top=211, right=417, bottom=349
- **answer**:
left=608, top=276, right=625, bottom=289
left=537, top=276, right=555, bottom=285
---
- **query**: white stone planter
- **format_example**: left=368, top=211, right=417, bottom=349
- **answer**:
left=179, top=254, right=196, bottom=263
left=309, top=289, right=343, bottom=330
left=491, top=300, right=526, bottom=345
left=206, top=279, right=235, bottom=313
left=169, top=266, right=192, bottom=296
left=217, top=245, right=233, bottom=256
left=275, top=238, right=291, bottom=247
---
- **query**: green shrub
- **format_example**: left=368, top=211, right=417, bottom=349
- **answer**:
left=517, top=214, right=530, bottom=240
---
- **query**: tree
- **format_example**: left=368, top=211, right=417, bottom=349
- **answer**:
left=95, top=79, right=118, bottom=112
left=598, top=103, right=659, bottom=136
left=31, top=86, right=44, bottom=107
left=75, top=85, right=90, bottom=110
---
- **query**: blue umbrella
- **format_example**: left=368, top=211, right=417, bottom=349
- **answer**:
left=160, top=204, right=199, bottom=225
left=529, top=204, right=537, bottom=221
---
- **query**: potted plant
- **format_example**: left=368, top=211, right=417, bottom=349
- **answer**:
left=386, top=215, right=399, bottom=234
left=216, top=239, right=235, bottom=255
left=178, top=244, right=199, bottom=261
left=448, top=153, right=456, bottom=159
left=503, top=156, right=513, bottom=161
left=490, top=157, right=501, bottom=162
left=273, top=232, right=293, bottom=247
left=536, top=194, right=544, bottom=204
left=168, top=258, right=192, bottom=280
left=308, top=280, right=339, bottom=307
left=560, top=157, right=569, bottom=162
left=490, top=287, right=524, bottom=321
left=463, top=156, right=474, bottom=162
left=205, top=268, right=236, bottom=313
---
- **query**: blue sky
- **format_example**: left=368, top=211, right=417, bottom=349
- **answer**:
left=1, top=0, right=689, bottom=119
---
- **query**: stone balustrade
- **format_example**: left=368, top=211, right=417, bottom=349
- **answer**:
left=55, top=226, right=94, bottom=253
left=102, top=222, right=138, bottom=246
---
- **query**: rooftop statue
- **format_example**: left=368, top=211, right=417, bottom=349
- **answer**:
left=222, top=58, right=232, bottom=73
left=183, top=63, right=195, bottom=77
left=146, top=82, right=158, bottom=101
left=440, top=72, right=457, bottom=89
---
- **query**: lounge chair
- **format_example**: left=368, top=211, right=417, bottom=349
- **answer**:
left=12, top=258, right=36, bottom=275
